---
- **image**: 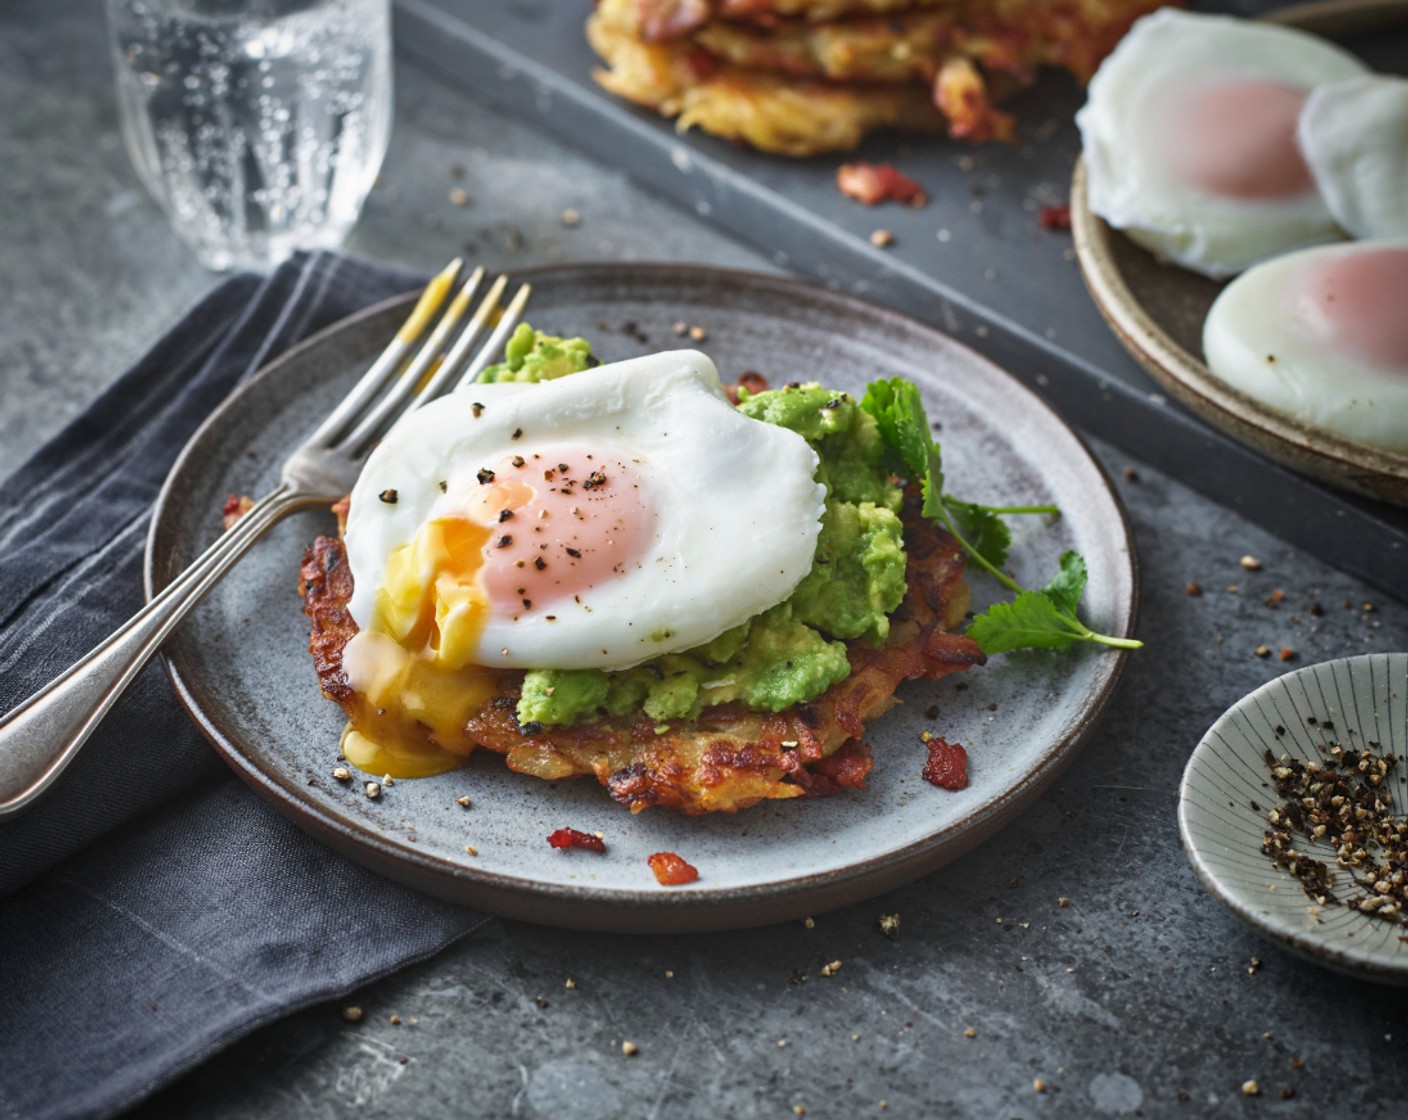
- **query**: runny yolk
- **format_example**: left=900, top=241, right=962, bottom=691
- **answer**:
left=1293, top=247, right=1408, bottom=372
left=1159, top=79, right=1314, bottom=199
left=341, top=516, right=500, bottom=777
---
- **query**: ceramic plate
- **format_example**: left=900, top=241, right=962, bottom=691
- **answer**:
left=1069, top=0, right=1408, bottom=508
left=1180, top=653, right=1408, bottom=985
left=146, top=263, right=1137, bottom=933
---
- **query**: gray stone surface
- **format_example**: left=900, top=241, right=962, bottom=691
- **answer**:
left=3, top=3, right=1407, bottom=1119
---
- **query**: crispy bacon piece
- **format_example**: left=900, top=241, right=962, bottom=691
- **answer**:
left=1039, top=204, right=1072, bottom=231
left=727, top=370, right=771, bottom=405
left=221, top=493, right=254, bottom=530
left=837, top=162, right=927, bottom=207
left=547, top=828, right=607, bottom=852
left=933, top=55, right=1014, bottom=143
left=648, top=851, right=700, bottom=885
left=801, top=739, right=874, bottom=797
left=922, top=736, right=969, bottom=790
left=300, top=495, right=984, bottom=815
left=633, top=0, right=713, bottom=40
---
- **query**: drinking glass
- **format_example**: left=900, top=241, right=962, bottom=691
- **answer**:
left=106, top=0, right=393, bottom=272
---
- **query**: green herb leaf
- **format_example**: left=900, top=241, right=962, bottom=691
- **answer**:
left=860, top=378, right=951, bottom=529
left=1041, top=550, right=1087, bottom=617
left=967, top=590, right=1086, bottom=654
left=859, top=378, right=939, bottom=486
left=944, top=498, right=1012, bottom=570
left=861, top=376, right=1141, bottom=657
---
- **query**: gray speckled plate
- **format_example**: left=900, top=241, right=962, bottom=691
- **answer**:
left=1069, top=1, right=1408, bottom=507
left=1179, top=653, right=1408, bottom=984
left=146, top=263, right=1137, bottom=933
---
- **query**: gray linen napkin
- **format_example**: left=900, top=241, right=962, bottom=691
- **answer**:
left=0, top=252, right=486, bottom=1120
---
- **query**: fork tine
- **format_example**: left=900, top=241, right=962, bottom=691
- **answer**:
left=306, top=258, right=463, bottom=448
left=336, top=265, right=487, bottom=454
left=456, top=282, right=533, bottom=388
left=402, top=273, right=511, bottom=411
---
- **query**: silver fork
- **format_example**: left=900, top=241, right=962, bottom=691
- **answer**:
left=0, top=260, right=531, bottom=818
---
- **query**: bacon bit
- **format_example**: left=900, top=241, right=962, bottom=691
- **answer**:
left=221, top=493, right=254, bottom=530
left=637, top=0, right=708, bottom=41
left=805, top=739, right=873, bottom=797
left=725, top=370, right=770, bottom=405
left=922, top=737, right=969, bottom=790
left=738, top=370, right=768, bottom=394
left=1039, top=204, right=1072, bottom=231
left=836, top=161, right=926, bottom=207
left=547, top=828, right=606, bottom=852
left=648, top=851, right=700, bottom=886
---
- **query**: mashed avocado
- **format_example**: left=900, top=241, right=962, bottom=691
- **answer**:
left=502, top=334, right=909, bottom=728
left=479, top=324, right=595, bottom=383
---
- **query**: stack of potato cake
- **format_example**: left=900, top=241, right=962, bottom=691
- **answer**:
left=588, top=0, right=1173, bottom=155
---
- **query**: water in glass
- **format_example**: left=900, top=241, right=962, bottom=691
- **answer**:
left=108, top=0, right=392, bottom=271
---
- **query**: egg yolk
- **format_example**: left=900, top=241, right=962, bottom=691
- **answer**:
left=1293, top=247, right=1408, bottom=372
left=1159, top=79, right=1314, bottom=199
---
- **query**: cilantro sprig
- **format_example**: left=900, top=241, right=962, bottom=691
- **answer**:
left=860, top=378, right=1141, bottom=655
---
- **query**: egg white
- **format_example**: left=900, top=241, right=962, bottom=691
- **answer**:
left=1203, top=241, right=1408, bottom=455
left=1078, top=9, right=1367, bottom=279
left=1300, top=75, right=1408, bottom=242
left=343, top=350, right=827, bottom=670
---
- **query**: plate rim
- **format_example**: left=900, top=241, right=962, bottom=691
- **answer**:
left=146, top=260, right=1139, bottom=932
left=1066, top=0, right=1408, bottom=507
left=1177, top=652, right=1408, bottom=986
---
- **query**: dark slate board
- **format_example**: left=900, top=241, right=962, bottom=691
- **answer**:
left=392, top=0, right=1408, bottom=598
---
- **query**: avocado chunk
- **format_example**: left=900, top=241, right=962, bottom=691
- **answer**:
left=479, top=324, right=595, bottom=383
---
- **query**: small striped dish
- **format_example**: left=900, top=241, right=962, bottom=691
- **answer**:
left=1179, top=653, right=1408, bottom=985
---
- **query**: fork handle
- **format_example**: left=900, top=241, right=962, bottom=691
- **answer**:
left=0, top=484, right=311, bottom=818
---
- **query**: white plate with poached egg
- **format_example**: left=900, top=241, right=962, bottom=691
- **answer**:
left=146, top=262, right=1137, bottom=932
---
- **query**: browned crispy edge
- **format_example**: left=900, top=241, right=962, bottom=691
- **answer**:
left=300, top=494, right=985, bottom=813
